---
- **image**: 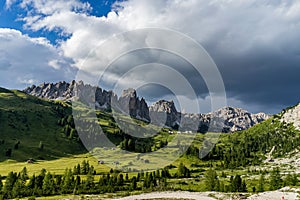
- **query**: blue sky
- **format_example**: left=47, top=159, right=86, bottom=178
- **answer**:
left=0, top=0, right=300, bottom=114
left=0, top=0, right=116, bottom=44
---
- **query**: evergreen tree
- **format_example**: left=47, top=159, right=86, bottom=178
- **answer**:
left=269, top=167, right=282, bottom=190
left=84, top=170, right=94, bottom=190
left=12, top=179, right=26, bottom=198
left=130, top=176, right=137, bottom=190
left=5, top=148, right=12, bottom=157
left=39, top=141, right=44, bottom=151
left=62, top=169, right=73, bottom=193
left=176, top=163, right=190, bottom=178
left=284, top=173, right=297, bottom=186
left=20, top=167, right=28, bottom=182
left=3, top=172, right=17, bottom=198
left=27, top=174, right=36, bottom=190
left=204, top=168, right=218, bottom=191
left=232, top=175, right=242, bottom=192
left=258, top=174, right=265, bottom=192
left=0, top=175, right=3, bottom=191
left=42, top=172, right=55, bottom=195
left=241, top=180, right=247, bottom=192
left=117, top=174, right=124, bottom=186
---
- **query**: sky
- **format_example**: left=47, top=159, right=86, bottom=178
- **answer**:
left=0, top=0, right=300, bottom=114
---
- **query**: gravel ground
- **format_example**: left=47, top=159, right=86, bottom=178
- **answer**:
left=112, top=191, right=215, bottom=200
left=112, top=190, right=300, bottom=200
left=248, top=191, right=298, bottom=200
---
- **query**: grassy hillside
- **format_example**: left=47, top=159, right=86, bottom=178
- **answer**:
left=0, top=88, right=86, bottom=162
left=1, top=87, right=300, bottom=199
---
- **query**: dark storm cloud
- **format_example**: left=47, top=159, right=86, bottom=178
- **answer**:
left=204, top=27, right=300, bottom=113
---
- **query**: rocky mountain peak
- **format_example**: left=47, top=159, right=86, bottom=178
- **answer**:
left=208, top=106, right=270, bottom=132
left=121, top=88, right=137, bottom=98
left=149, top=100, right=178, bottom=114
left=24, top=80, right=270, bottom=133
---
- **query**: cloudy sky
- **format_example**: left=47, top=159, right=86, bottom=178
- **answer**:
left=0, top=0, right=299, bottom=114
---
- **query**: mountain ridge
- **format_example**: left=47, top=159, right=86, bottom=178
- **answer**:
left=24, top=81, right=270, bottom=132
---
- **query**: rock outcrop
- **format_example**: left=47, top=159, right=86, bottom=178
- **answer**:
left=206, top=107, right=270, bottom=132
left=24, top=81, right=150, bottom=120
left=116, top=88, right=150, bottom=121
left=24, top=81, right=270, bottom=133
left=149, top=100, right=180, bottom=128
left=149, top=101, right=270, bottom=132
left=281, top=103, right=300, bottom=130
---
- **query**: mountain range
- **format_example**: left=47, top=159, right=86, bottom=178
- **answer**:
left=24, top=81, right=270, bottom=132
left=1, top=80, right=300, bottom=164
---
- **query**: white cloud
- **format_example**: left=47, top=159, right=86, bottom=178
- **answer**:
left=6, top=0, right=300, bottom=112
left=18, top=78, right=37, bottom=85
left=5, top=0, right=17, bottom=9
left=19, top=0, right=300, bottom=67
left=20, top=0, right=91, bottom=15
left=0, top=28, right=76, bottom=89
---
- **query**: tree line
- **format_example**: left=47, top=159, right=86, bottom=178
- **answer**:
left=0, top=160, right=178, bottom=199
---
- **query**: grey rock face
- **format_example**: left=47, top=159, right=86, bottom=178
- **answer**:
left=115, top=88, right=150, bottom=121
left=206, top=107, right=270, bottom=132
left=149, top=100, right=180, bottom=128
left=24, top=81, right=269, bottom=133
left=149, top=101, right=270, bottom=133
left=281, top=103, right=300, bottom=130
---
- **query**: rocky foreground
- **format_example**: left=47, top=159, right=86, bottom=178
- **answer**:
left=113, top=189, right=299, bottom=200
left=58, top=189, right=299, bottom=200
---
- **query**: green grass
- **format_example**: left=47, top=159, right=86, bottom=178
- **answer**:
left=0, top=153, right=110, bottom=176
left=0, top=88, right=86, bottom=162
left=2, top=87, right=300, bottom=199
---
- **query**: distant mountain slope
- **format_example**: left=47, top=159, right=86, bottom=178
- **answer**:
left=150, top=100, right=269, bottom=132
left=0, top=88, right=86, bottom=162
left=24, top=81, right=270, bottom=132
left=208, top=105, right=300, bottom=168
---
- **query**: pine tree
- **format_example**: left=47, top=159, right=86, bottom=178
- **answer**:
left=20, top=167, right=28, bottom=182
left=284, top=173, right=297, bottom=186
left=27, top=174, right=36, bottom=189
left=269, top=167, right=282, bottom=190
left=84, top=170, right=94, bottom=190
left=204, top=168, right=218, bottom=191
left=39, top=141, right=44, bottom=151
left=177, top=163, right=190, bottom=178
left=62, top=169, right=73, bottom=193
left=0, top=175, right=3, bottom=191
left=130, top=176, right=137, bottom=190
left=12, top=179, right=26, bottom=198
left=232, top=175, right=242, bottom=192
left=42, top=172, right=55, bottom=195
left=117, top=174, right=124, bottom=186
left=258, top=174, right=265, bottom=192
left=3, top=172, right=17, bottom=198
left=241, top=180, right=247, bottom=192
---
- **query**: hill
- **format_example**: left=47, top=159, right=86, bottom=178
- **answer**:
left=1, top=86, right=300, bottom=199
left=0, top=88, right=86, bottom=162
left=206, top=105, right=300, bottom=169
